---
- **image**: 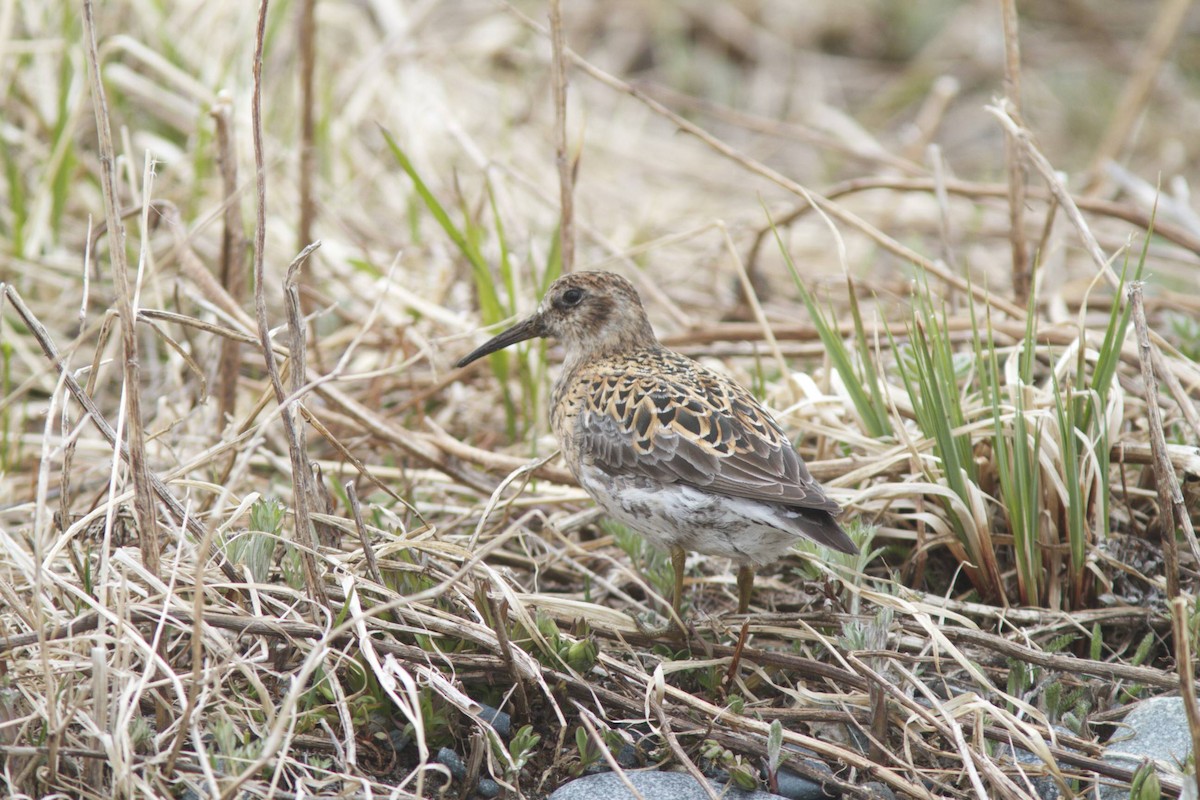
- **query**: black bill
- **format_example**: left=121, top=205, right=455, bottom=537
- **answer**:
left=455, top=314, right=546, bottom=368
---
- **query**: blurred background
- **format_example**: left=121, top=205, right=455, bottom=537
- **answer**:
left=3, top=1, right=1200, bottom=797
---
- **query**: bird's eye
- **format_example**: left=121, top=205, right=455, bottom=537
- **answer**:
left=561, top=288, right=584, bottom=307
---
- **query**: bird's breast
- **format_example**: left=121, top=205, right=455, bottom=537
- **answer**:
left=550, top=373, right=585, bottom=469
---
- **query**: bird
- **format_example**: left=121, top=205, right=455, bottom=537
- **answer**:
left=456, top=271, right=857, bottom=621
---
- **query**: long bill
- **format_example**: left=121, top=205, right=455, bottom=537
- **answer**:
left=455, top=314, right=546, bottom=368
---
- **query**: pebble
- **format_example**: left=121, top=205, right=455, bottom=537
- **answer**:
left=548, top=771, right=786, bottom=800
left=774, top=762, right=836, bottom=800
left=478, top=704, right=512, bottom=739
left=437, top=747, right=467, bottom=780
left=436, top=746, right=504, bottom=798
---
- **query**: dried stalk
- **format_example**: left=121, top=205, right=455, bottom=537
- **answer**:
left=1130, top=282, right=1200, bottom=601
left=211, top=94, right=247, bottom=424
left=1170, top=596, right=1200, bottom=787
left=249, top=0, right=328, bottom=610
left=549, top=0, right=574, bottom=273
left=346, top=481, right=384, bottom=586
left=82, top=0, right=160, bottom=578
left=3, top=285, right=241, bottom=583
left=988, top=102, right=1120, bottom=293
left=999, top=0, right=1030, bottom=305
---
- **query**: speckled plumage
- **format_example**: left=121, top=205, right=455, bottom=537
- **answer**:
left=457, top=271, right=856, bottom=616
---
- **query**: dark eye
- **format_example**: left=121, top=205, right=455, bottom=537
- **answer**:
left=561, top=287, right=584, bottom=307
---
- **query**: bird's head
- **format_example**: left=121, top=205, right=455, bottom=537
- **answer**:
left=456, top=271, right=658, bottom=370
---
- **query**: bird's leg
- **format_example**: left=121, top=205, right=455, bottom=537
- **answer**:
left=671, top=545, right=687, bottom=618
left=632, top=546, right=689, bottom=639
left=736, top=564, right=755, bottom=614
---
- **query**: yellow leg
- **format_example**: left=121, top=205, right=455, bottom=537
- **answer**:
left=671, top=545, right=687, bottom=617
left=632, top=546, right=689, bottom=639
left=736, top=564, right=755, bottom=614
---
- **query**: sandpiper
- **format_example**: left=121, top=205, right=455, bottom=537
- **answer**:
left=457, top=271, right=857, bottom=618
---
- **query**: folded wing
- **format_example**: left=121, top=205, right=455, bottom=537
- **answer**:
left=574, top=366, right=842, bottom=515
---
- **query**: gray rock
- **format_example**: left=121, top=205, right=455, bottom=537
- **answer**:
left=478, top=704, right=512, bottom=739
left=774, top=761, right=835, bottom=799
left=1002, top=739, right=1061, bottom=800
left=437, top=747, right=466, bottom=779
left=858, top=782, right=896, bottom=800
left=548, top=771, right=786, bottom=800
left=386, top=728, right=410, bottom=754
left=615, top=742, right=640, bottom=768
left=996, top=725, right=1075, bottom=800
left=1099, top=696, right=1200, bottom=800
left=437, top=746, right=502, bottom=798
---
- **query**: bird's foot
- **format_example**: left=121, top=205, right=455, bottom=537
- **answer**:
left=631, top=610, right=688, bottom=640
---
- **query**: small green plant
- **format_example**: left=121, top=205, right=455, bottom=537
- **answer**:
left=563, top=634, right=599, bottom=673
left=224, top=496, right=283, bottom=583
left=337, top=657, right=390, bottom=730
left=506, top=724, right=541, bottom=777
left=1130, top=632, right=1156, bottom=666
left=249, top=495, right=284, bottom=534
left=382, top=548, right=439, bottom=597
left=891, top=279, right=1000, bottom=601
left=209, top=713, right=265, bottom=777
left=511, top=612, right=598, bottom=672
left=1117, top=633, right=1158, bottom=703
left=765, top=719, right=784, bottom=791
left=573, top=726, right=604, bottom=775
left=1167, top=312, right=1200, bottom=362
left=605, top=520, right=678, bottom=611
left=976, top=289, right=1044, bottom=606
left=389, top=688, right=455, bottom=751
left=840, top=601, right=893, bottom=653
left=1006, top=658, right=1032, bottom=700
left=1091, top=623, right=1105, bottom=661
left=693, top=663, right=724, bottom=696
left=1127, top=759, right=1161, bottom=800
left=303, top=754, right=333, bottom=771
left=281, top=544, right=306, bottom=591
left=296, top=663, right=349, bottom=733
left=700, top=739, right=758, bottom=790
left=128, top=715, right=155, bottom=754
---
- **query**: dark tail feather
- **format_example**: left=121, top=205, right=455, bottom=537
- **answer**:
left=791, top=507, right=858, bottom=555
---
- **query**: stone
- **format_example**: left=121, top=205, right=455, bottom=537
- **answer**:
left=1099, top=697, right=1199, bottom=800
left=478, top=704, right=512, bottom=739
left=773, top=761, right=836, bottom=799
left=436, top=747, right=467, bottom=780
left=548, top=770, right=786, bottom=800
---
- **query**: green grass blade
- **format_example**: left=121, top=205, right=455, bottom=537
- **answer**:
left=382, top=128, right=525, bottom=433
left=770, top=215, right=892, bottom=438
left=381, top=127, right=501, bottom=323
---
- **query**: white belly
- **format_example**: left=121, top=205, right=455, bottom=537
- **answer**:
left=575, top=464, right=800, bottom=566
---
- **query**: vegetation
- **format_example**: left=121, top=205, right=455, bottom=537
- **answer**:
left=2, top=2, right=1199, bottom=798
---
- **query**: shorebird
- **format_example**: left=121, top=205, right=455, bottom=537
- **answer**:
left=456, top=271, right=857, bottom=619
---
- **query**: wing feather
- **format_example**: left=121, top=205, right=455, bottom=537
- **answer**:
left=573, top=363, right=841, bottom=515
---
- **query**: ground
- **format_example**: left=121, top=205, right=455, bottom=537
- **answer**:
left=2, top=1, right=1200, bottom=798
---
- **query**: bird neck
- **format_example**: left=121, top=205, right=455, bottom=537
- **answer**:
left=560, top=324, right=658, bottom=375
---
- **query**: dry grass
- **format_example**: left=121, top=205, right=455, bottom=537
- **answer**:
left=2, top=1, right=1200, bottom=798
